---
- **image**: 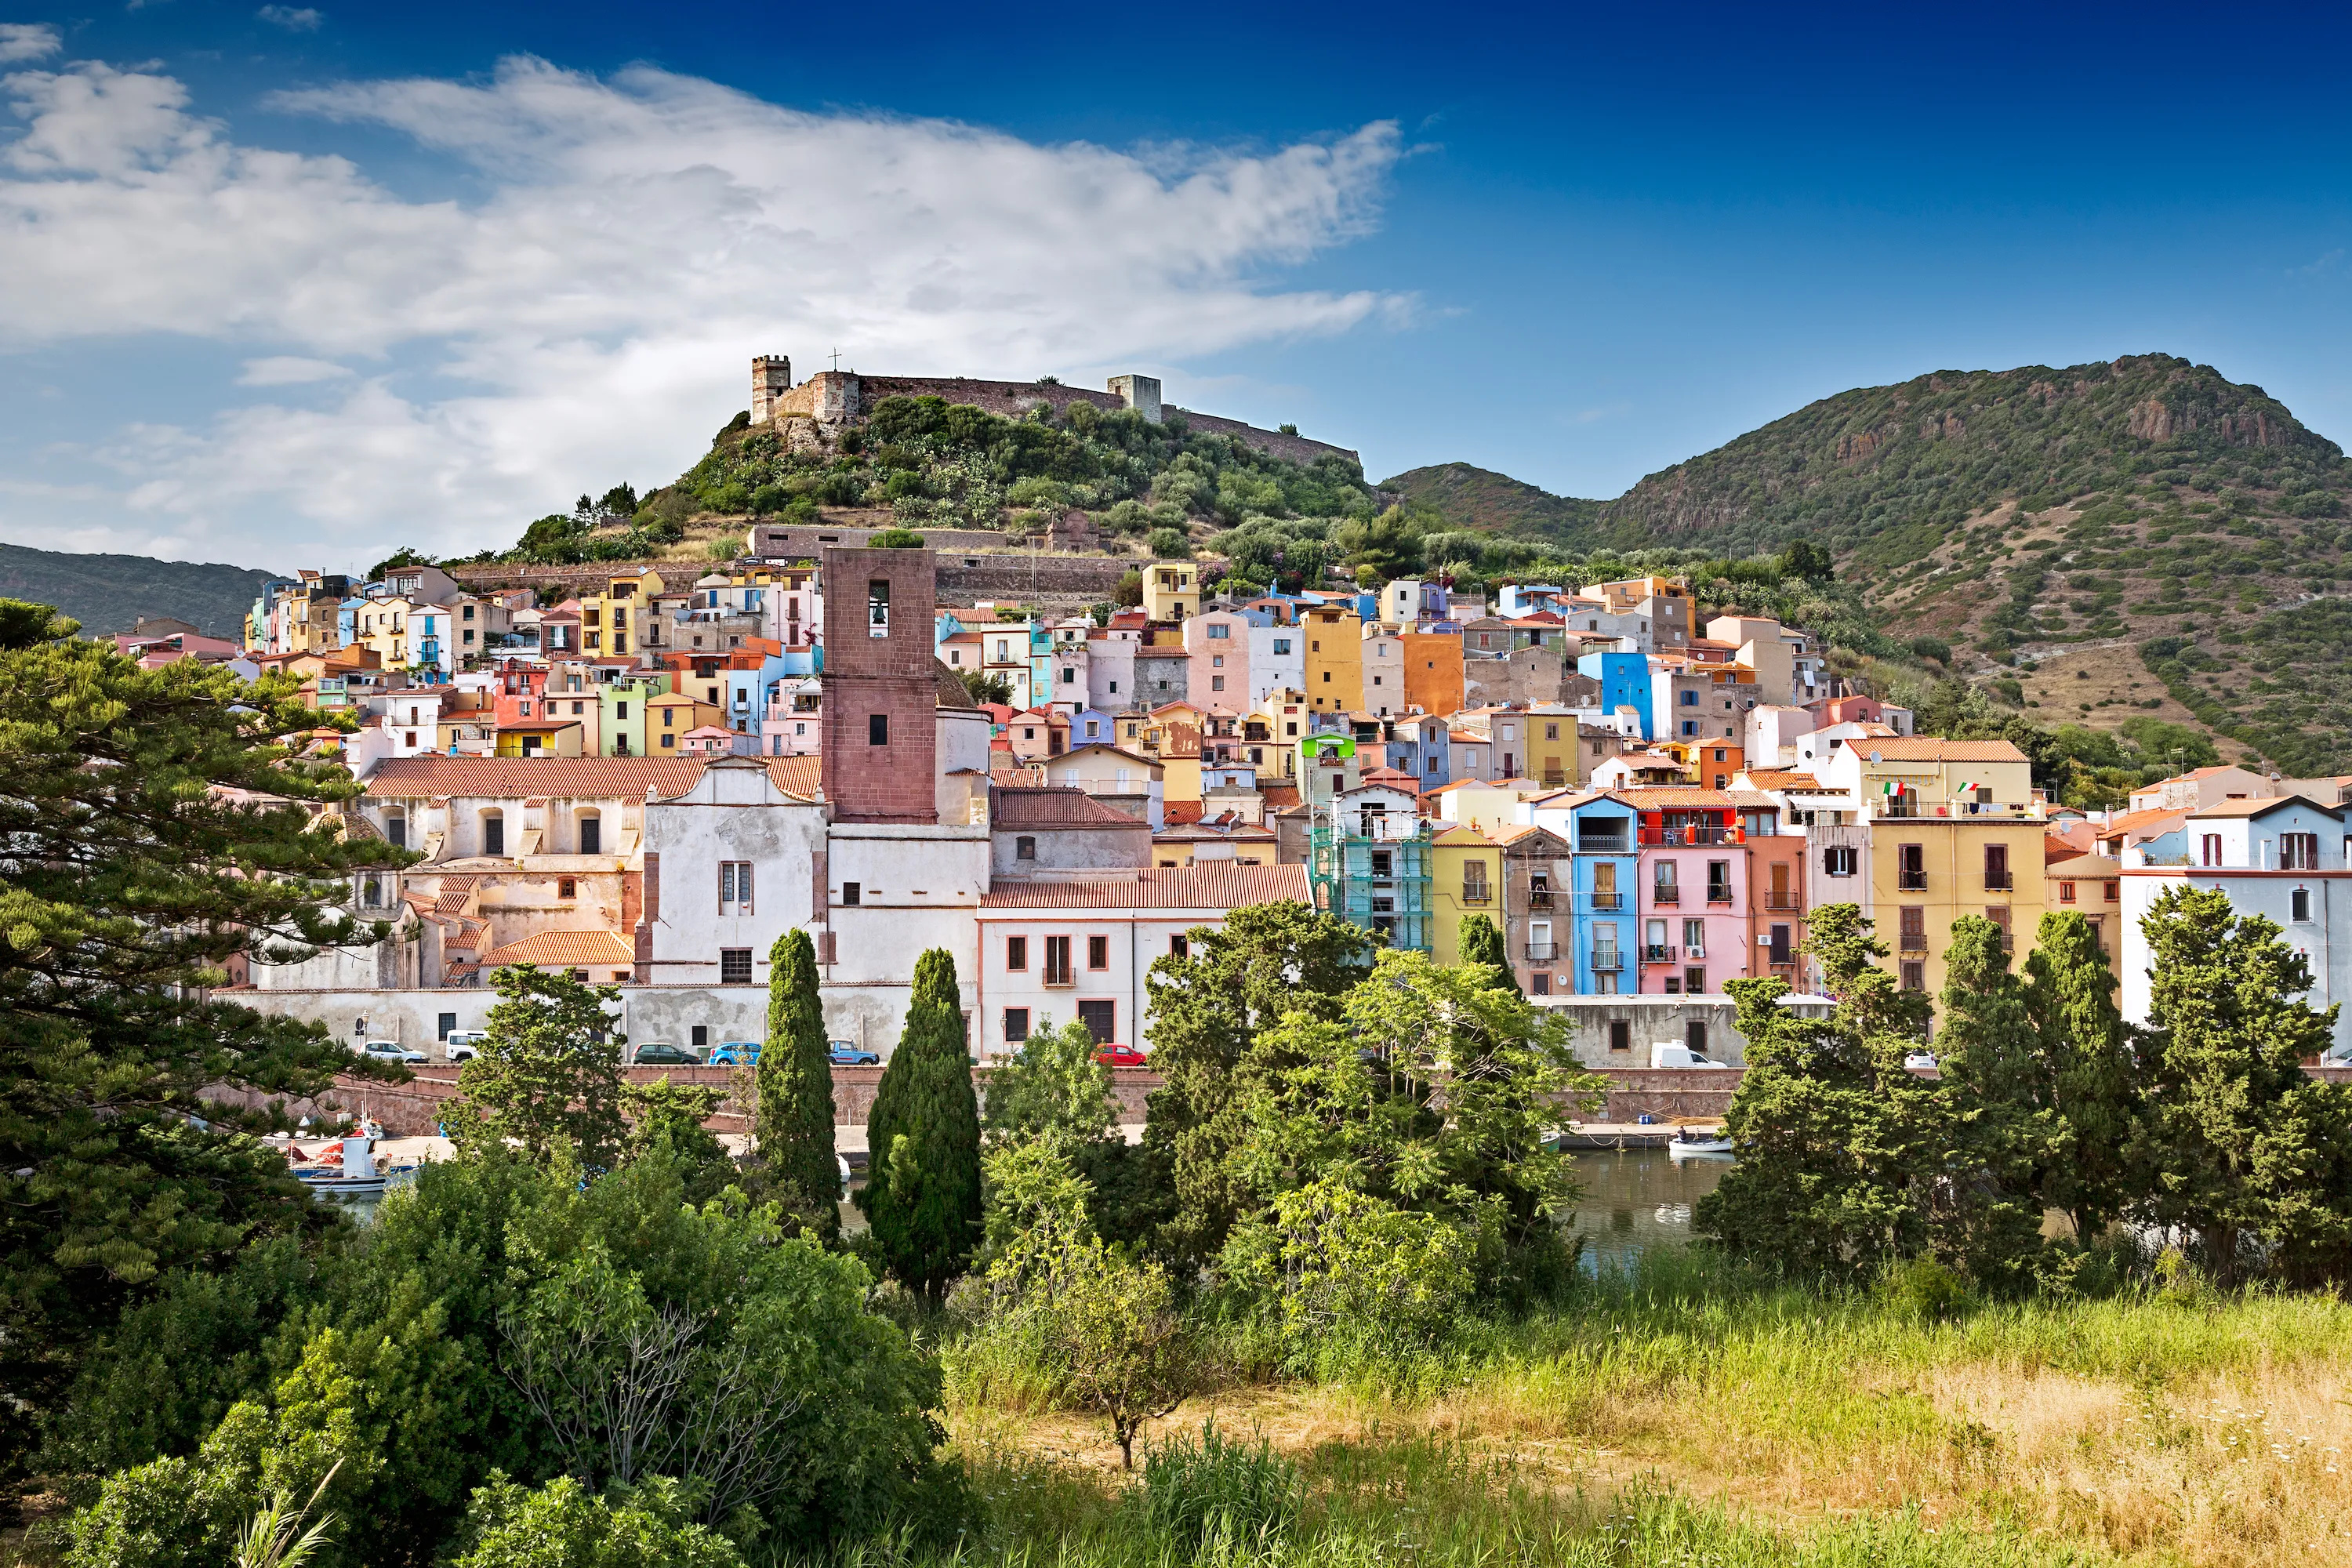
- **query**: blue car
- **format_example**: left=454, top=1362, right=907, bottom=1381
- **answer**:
left=706, top=1041, right=762, bottom=1065
left=828, top=1041, right=880, bottom=1066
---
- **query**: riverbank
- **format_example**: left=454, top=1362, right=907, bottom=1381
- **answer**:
left=938, top=1248, right=2352, bottom=1568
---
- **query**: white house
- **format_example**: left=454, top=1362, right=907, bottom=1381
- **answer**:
left=2119, top=796, right=2352, bottom=1054
left=974, top=862, right=1310, bottom=1059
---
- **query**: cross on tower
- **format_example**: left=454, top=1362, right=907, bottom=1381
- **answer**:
left=829, top=347, right=842, bottom=372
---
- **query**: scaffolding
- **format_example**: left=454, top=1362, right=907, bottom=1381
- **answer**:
left=1308, top=809, right=1435, bottom=953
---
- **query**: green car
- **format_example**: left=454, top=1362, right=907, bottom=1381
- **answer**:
left=631, top=1041, right=699, bottom=1066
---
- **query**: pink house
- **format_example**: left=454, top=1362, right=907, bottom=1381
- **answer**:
left=1624, top=786, right=1750, bottom=996
left=1183, top=609, right=1250, bottom=713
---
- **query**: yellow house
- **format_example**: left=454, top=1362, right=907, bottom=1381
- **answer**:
left=1302, top=604, right=1363, bottom=714
left=351, top=595, right=422, bottom=668
left=1142, top=562, right=1198, bottom=622
left=1823, top=736, right=2050, bottom=1005
left=1429, top=825, right=1504, bottom=966
left=1426, top=778, right=1544, bottom=837
left=1248, top=690, right=1308, bottom=780
left=644, top=691, right=723, bottom=751
left=583, top=568, right=666, bottom=659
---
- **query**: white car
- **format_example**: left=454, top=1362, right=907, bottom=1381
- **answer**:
left=444, top=1031, right=487, bottom=1062
left=1904, top=1051, right=1939, bottom=1072
left=358, top=1039, right=426, bottom=1065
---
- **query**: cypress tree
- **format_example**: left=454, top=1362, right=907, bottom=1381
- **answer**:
left=1929, top=916, right=2048, bottom=1289
left=756, top=928, right=839, bottom=1241
left=2021, top=910, right=2141, bottom=1243
left=855, top=948, right=982, bottom=1301
left=1458, top=913, right=1520, bottom=995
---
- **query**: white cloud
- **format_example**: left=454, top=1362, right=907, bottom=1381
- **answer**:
left=0, top=53, right=1406, bottom=564
left=0, top=23, right=60, bottom=63
left=237, top=354, right=354, bottom=385
left=255, top=5, right=323, bottom=30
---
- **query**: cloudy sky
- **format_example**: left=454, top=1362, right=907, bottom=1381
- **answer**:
left=5, top=2, right=2352, bottom=571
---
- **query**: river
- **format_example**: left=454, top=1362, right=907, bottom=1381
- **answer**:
left=1563, top=1149, right=1730, bottom=1270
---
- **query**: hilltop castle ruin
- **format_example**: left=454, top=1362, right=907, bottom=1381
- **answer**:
left=747, top=355, right=1358, bottom=468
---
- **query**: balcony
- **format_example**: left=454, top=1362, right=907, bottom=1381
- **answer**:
left=1526, top=891, right=1555, bottom=910
left=1653, top=887, right=1680, bottom=906
left=1898, top=872, right=1928, bottom=891
left=1043, top=965, right=1076, bottom=988
left=1588, top=891, right=1623, bottom=911
left=1642, top=943, right=1679, bottom=964
left=1576, top=836, right=1632, bottom=855
left=1641, top=825, right=1740, bottom=846
left=1769, top=961, right=1797, bottom=982
left=1897, top=931, right=1928, bottom=953
left=1526, top=942, right=1558, bottom=961
left=1706, top=884, right=1734, bottom=906
left=1763, top=894, right=1799, bottom=912
left=1983, top=873, right=2013, bottom=892
left=1460, top=883, right=1492, bottom=906
left=1591, top=949, right=1624, bottom=973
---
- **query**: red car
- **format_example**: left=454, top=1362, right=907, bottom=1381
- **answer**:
left=1095, top=1043, right=1147, bottom=1068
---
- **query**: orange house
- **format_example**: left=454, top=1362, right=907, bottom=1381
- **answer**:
left=1400, top=630, right=1466, bottom=718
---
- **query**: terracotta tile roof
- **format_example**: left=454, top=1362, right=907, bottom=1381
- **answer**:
left=1613, top=787, right=1740, bottom=808
left=1851, top=736, right=2028, bottom=764
left=2190, top=796, right=2339, bottom=820
left=978, top=862, right=1309, bottom=909
left=1258, top=785, right=1302, bottom=811
left=364, top=756, right=706, bottom=799
left=1162, top=800, right=1204, bottom=825
left=1431, top=823, right=1496, bottom=845
left=765, top=754, right=821, bottom=799
left=2099, top=807, right=2192, bottom=840
left=482, top=929, right=636, bottom=967
left=432, top=875, right=481, bottom=916
left=992, top=786, right=1151, bottom=829
left=1741, top=768, right=1831, bottom=791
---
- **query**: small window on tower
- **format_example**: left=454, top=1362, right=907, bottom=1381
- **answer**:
left=868, top=579, right=891, bottom=637
left=869, top=713, right=889, bottom=746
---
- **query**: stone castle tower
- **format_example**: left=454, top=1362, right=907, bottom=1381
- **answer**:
left=751, top=354, right=792, bottom=423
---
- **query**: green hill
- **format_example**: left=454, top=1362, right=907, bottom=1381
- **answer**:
left=1392, top=355, right=2352, bottom=776
left=1380, top=462, right=1603, bottom=541
left=0, top=543, right=278, bottom=640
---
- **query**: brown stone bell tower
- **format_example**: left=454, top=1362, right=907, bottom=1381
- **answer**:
left=819, top=546, right=938, bottom=823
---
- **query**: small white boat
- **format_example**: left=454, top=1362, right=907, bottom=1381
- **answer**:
left=285, top=1132, right=412, bottom=1198
left=1665, top=1128, right=1735, bottom=1160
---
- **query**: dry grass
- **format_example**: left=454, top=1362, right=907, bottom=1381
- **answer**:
left=945, top=1278, right=2352, bottom=1567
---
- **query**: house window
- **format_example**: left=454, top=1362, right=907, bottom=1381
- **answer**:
left=438, top=1011, right=458, bottom=1040
left=1707, top=860, right=1732, bottom=903
left=1685, top=1021, right=1708, bottom=1055
left=1005, top=935, right=1029, bottom=971
left=1044, top=935, right=1074, bottom=985
left=1682, top=918, right=1705, bottom=956
left=1683, top=966, right=1706, bottom=994
left=1654, top=861, right=1679, bottom=905
left=869, top=713, right=889, bottom=746
left=1608, top=1019, right=1632, bottom=1052
left=720, top=948, right=753, bottom=983
left=2059, top=880, right=2077, bottom=904
left=1207, top=623, right=1229, bottom=639
left=1987, top=906, right=2013, bottom=950
left=2284, top=833, right=2320, bottom=870
left=1273, top=639, right=1290, bottom=655
left=386, top=813, right=407, bottom=849
left=482, top=812, right=505, bottom=856
left=579, top=815, right=601, bottom=855
left=1984, top=844, right=2012, bottom=891
left=2201, top=833, right=2223, bottom=867
left=1078, top=1000, right=1116, bottom=1044
left=2105, top=880, right=2121, bottom=902
left=1211, top=676, right=1225, bottom=691
left=1087, top=935, right=1109, bottom=970
left=841, top=882, right=861, bottom=906
left=1015, top=835, right=1036, bottom=861
left=867, top=579, right=890, bottom=637
left=1004, top=1008, right=1031, bottom=1044
left=692, top=1025, right=709, bottom=1051
left=558, top=877, right=576, bottom=899
left=2292, top=887, right=2314, bottom=923
left=1898, top=843, right=1926, bottom=890
left=1824, top=845, right=1856, bottom=877
left=1899, top=906, right=1926, bottom=949
left=720, top=861, right=753, bottom=915
left=1900, top=960, right=1926, bottom=991
left=1530, top=972, right=1551, bottom=996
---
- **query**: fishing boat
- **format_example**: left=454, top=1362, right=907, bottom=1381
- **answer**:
left=280, top=1132, right=415, bottom=1199
left=1665, top=1125, right=1735, bottom=1160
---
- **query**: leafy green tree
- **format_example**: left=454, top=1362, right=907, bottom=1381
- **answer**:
left=1113, top=569, right=1144, bottom=608
left=984, top=1016, right=1116, bottom=1148
left=1333, top=506, right=1424, bottom=579
left=0, top=601, right=408, bottom=1472
left=1928, top=917, right=2050, bottom=1289
left=2130, top=884, right=2352, bottom=1286
left=755, top=929, right=839, bottom=1240
left=1457, top=913, right=1519, bottom=995
left=445, top=1476, right=743, bottom=1568
left=444, top=967, right=627, bottom=1169
left=1141, top=903, right=1377, bottom=1269
left=618, top=1076, right=731, bottom=1198
left=1696, top=905, right=1944, bottom=1279
left=1776, top=538, right=1835, bottom=582
left=1225, top=950, right=1599, bottom=1290
left=856, top=950, right=982, bottom=1301
left=2020, top=910, right=2142, bottom=1241
left=957, top=668, right=1014, bottom=706
left=1219, top=1178, right=1473, bottom=1372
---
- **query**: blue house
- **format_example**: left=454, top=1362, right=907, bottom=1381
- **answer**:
left=1577, top=652, right=1653, bottom=740
left=1530, top=790, right=1639, bottom=995
left=1069, top=707, right=1116, bottom=748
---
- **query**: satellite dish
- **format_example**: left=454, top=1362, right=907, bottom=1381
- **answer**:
left=1870, top=750, right=1882, bottom=764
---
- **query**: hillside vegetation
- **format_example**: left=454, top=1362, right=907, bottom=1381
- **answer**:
left=0, top=543, right=277, bottom=639
left=1378, top=461, right=1602, bottom=541
left=1392, top=355, right=2352, bottom=776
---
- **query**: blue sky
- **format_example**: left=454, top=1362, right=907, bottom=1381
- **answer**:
left=3, top=1, right=2350, bottom=569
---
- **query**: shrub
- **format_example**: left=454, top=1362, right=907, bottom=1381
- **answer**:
left=1149, top=528, right=1189, bottom=558
left=1222, top=1181, right=1475, bottom=1371
left=1877, top=1256, right=1972, bottom=1321
left=1141, top=1423, right=1299, bottom=1549
left=867, top=528, right=927, bottom=549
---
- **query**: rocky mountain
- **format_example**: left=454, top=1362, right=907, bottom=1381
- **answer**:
left=0, top=543, right=278, bottom=640
left=1381, top=462, right=1602, bottom=541
left=1392, top=355, right=2352, bottom=775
